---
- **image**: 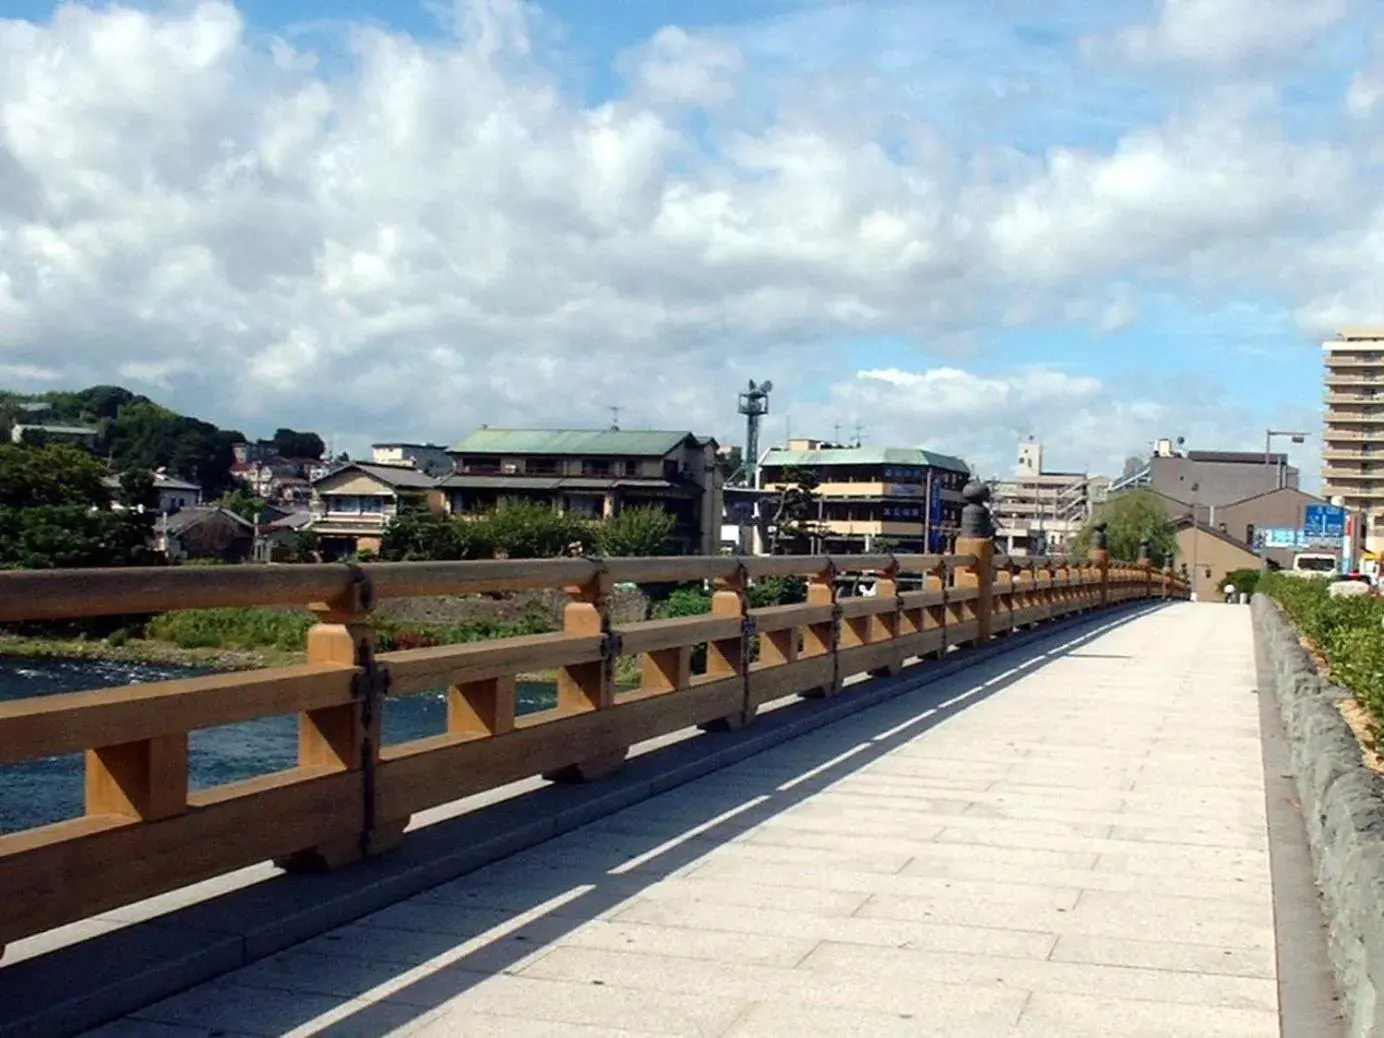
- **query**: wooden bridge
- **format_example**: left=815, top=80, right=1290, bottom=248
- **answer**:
left=6, top=525, right=1309, bottom=1038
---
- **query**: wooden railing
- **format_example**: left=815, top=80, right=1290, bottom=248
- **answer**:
left=0, top=543, right=1187, bottom=954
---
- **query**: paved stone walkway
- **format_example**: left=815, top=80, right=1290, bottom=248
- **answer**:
left=87, top=603, right=1279, bottom=1037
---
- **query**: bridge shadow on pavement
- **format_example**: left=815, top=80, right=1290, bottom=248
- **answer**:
left=52, top=602, right=1172, bottom=1038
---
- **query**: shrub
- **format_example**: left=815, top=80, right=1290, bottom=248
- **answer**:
left=146, top=608, right=316, bottom=651
left=1220, top=568, right=1261, bottom=597
left=1260, top=572, right=1384, bottom=744
left=596, top=506, right=677, bottom=557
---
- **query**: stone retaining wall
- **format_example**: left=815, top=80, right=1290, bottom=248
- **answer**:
left=1253, top=594, right=1384, bottom=1038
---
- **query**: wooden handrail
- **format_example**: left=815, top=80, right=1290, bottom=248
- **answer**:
left=0, top=547, right=1188, bottom=952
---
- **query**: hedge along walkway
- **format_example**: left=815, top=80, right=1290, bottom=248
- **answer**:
left=91, top=604, right=1283, bottom=1038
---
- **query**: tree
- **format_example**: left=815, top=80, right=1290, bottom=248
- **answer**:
left=596, top=506, right=676, bottom=557
left=0, top=443, right=156, bottom=569
left=269, top=428, right=325, bottom=461
left=1074, top=490, right=1177, bottom=565
left=104, top=401, right=239, bottom=497
left=218, top=488, right=271, bottom=524
left=379, top=506, right=486, bottom=561
left=766, top=467, right=824, bottom=554
left=484, top=501, right=591, bottom=559
left=0, top=442, right=110, bottom=508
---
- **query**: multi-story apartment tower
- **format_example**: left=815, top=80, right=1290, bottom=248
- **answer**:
left=1323, top=328, right=1384, bottom=553
left=991, top=438, right=1106, bottom=556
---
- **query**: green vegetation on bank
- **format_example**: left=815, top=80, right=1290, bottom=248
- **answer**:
left=1261, top=572, right=1384, bottom=741
left=144, top=600, right=558, bottom=655
left=377, top=498, right=679, bottom=561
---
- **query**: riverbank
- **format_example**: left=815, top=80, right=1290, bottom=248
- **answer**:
left=0, top=634, right=298, bottom=671
left=0, top=635, right=584, bottom=686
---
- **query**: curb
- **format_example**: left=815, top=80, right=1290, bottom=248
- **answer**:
left=1252, top=595, right=1384, bottom=1038
left=0, top=601, right=1158, bottom=1038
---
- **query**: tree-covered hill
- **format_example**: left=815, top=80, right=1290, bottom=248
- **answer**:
left=0, top=386, right=322, bottom=497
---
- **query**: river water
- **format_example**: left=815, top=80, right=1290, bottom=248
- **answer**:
left=0, top=657, right=558, bottom=835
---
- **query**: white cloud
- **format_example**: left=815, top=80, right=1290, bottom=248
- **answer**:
left=798, top=364, right=1267, bottom=481
left=1096, top=0, right=1352, bottom=70
left=623, top=26, right=744, bottom=107
left=987, top=90, right=1353, bottom=287
left=0, top=0, right=1376, bottom=479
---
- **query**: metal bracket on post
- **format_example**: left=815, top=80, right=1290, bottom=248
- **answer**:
left=351, top=637, right=391, bottom=859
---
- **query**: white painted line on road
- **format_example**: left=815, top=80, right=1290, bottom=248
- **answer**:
left=282, top=883, right=598, bottom=1035
left=776, top=743, right=873, bottom=792
left=607, top=795, right=771, bottom=875
left=872, top=708, right=939, bottom=742
left=937, top=683, right=988, bottom=710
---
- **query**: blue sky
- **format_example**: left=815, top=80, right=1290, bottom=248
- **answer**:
left=1, top=0, right=1380, bottom=481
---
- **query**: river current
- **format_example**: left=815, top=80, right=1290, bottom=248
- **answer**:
left=0, top=657, right=557, bottom=834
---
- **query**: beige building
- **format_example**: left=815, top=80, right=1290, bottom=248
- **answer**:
left=1175, top=518, right=1263, bottom=602
left=1323, top=328, right=1384, bottom=553
left=991, top=439, right=1108, bottom=556
left=757, top=439, right=970, bottom=554
left=309, top=462, right=437, bottom=558
left=439, top=428, right=724, bottom=555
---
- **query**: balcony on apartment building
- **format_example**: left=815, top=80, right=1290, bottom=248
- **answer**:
left=309, top=494, right=395, bottom=535
left=1325, top=353, right=1384, bottom=367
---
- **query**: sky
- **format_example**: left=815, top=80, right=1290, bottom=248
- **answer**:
left=1, top=0, right=1381, bottom=485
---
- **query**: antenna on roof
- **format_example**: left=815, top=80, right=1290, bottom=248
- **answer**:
left=832, top=421, right=841, bottom=442
left=609, top=406, right=621, bottom=431
left=853, top=421, right=864, bottom=448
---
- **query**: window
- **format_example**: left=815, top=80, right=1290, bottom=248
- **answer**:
left=527, top=457, right=559, bottom=475
left=361, top=496, right=386, bottom=513
left=585, top=459, right=613, bottom=477
left=331, top=495, right=360, bottom=514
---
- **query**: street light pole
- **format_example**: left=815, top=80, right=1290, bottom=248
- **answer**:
left=1265, top=429, right=1309, bottom=492
left=1190, top=482, right=1200, bottom=601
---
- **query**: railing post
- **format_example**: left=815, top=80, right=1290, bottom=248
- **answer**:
left=868, top=556, right=904, bottom=676
left=923, top=558, right=947, bottom=658
left=703, top=562, right=754, bottom=730
left=278, top=566, right=403, bottom=872
left=546, top=560, right=627, bottom=781
left=1162, top=560, right=1173, bottom=600
left=1054, top=556, right=1071, bottom=615
left=1137, top=539, right=1153, bottom=600
left=801, top=561, right=840, bottom=697
left=954, top=482, right=994, bottom=645
left=1090, top=521, right=1110, bottom=607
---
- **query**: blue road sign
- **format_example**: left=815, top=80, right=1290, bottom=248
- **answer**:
left=1304, top=504, right=1346, bottom=539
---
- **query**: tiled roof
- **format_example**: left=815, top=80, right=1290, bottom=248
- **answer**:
left=761, top=446, right=970, bottom=474
left=449, top=428, right=703, bottom=457
left=313, top=462, right=437, bottom=490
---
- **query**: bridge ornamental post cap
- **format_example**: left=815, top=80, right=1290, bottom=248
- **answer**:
left=1092, top=520, right=1109, bottom=551
left=1137, top=538, right=1151, bottom=561
left=959, top=480, right=994, bottom=538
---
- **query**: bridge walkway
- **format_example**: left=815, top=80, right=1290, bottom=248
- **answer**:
left=86, top=604, right=1283, bottom=1037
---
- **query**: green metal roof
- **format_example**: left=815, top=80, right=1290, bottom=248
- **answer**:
left=761, top=446, right=971, bottom=474
left=449, top=428, right=698, bottom=457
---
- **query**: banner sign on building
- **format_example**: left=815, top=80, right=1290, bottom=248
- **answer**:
left=1304, top=504, right=1346, bottom=539
left=1252, top=527, right=1339, bottom=550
